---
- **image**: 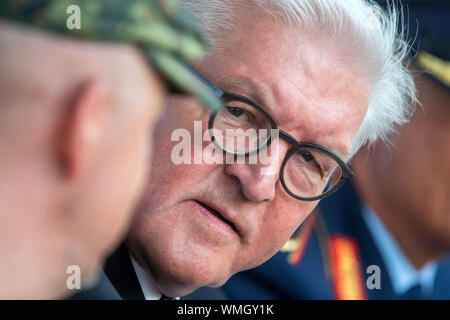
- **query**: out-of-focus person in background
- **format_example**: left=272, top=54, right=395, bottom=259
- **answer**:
left=0, top=0, right=221, bottom=299
left=222, top=0, right=450, bottom=300
left=76, top=0, right=418, bottom=300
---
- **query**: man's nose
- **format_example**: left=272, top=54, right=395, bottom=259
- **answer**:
left=224, top=138, right=289, bottom=202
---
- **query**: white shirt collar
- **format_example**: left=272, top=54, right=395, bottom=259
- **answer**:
left=129, top=254, right=162, bottom=300
left=361, top=204, right=438, bottom=297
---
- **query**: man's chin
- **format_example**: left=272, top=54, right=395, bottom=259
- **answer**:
left=159, top=277, right=229, bottom=298
left=152, top=260, right=232, bottom=298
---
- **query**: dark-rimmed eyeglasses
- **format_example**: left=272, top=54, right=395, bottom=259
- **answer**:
left=184, top=63, right=354, bottom=201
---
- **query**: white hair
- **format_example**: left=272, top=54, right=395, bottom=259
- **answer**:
left=182, top=0, right=417, bottom=158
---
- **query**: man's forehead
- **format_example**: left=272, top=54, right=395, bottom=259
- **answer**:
left=200, top=11, right=370, bottom=160
left=216, top=76, right=265, bottom=105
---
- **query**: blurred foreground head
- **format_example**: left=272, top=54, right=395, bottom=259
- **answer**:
left=0, top=0, right=216, bottom=299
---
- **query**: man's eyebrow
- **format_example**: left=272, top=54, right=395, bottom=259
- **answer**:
left=315, top=139, right=349, bottom=162
left=217, top=76, right=271, bottom=110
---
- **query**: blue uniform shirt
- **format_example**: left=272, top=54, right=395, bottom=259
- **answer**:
left=222, top=183, right=450, bottom=300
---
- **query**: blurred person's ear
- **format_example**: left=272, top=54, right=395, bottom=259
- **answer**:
left=59, top=79, right=110, bottom=180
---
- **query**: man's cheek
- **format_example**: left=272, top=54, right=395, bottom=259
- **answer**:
left=261, top=205, right=312, bottom=253
left=243, top=228, right=290, bottom=269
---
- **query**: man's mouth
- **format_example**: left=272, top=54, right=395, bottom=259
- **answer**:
left=194, top=200, right=239, bottom=234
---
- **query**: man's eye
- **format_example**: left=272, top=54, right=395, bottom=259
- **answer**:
left=300, top=150, right=323, bottom=173
left=226, top=106, right=248, bottom=120
left=301, top=151, right=315, bottom=163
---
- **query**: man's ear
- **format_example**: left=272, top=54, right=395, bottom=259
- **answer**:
left=59, top=79, right=110, bottom=181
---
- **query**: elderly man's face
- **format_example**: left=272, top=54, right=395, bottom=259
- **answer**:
left=127, top=12, right=370, bottom=295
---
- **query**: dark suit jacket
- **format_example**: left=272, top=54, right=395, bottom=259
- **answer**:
left=70, top=244, right=227, bottom=300
left=222, top=183, right=450, bottom=300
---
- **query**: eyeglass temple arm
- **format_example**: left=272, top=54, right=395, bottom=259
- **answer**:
left=181, top=62, right=225, bottom=99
